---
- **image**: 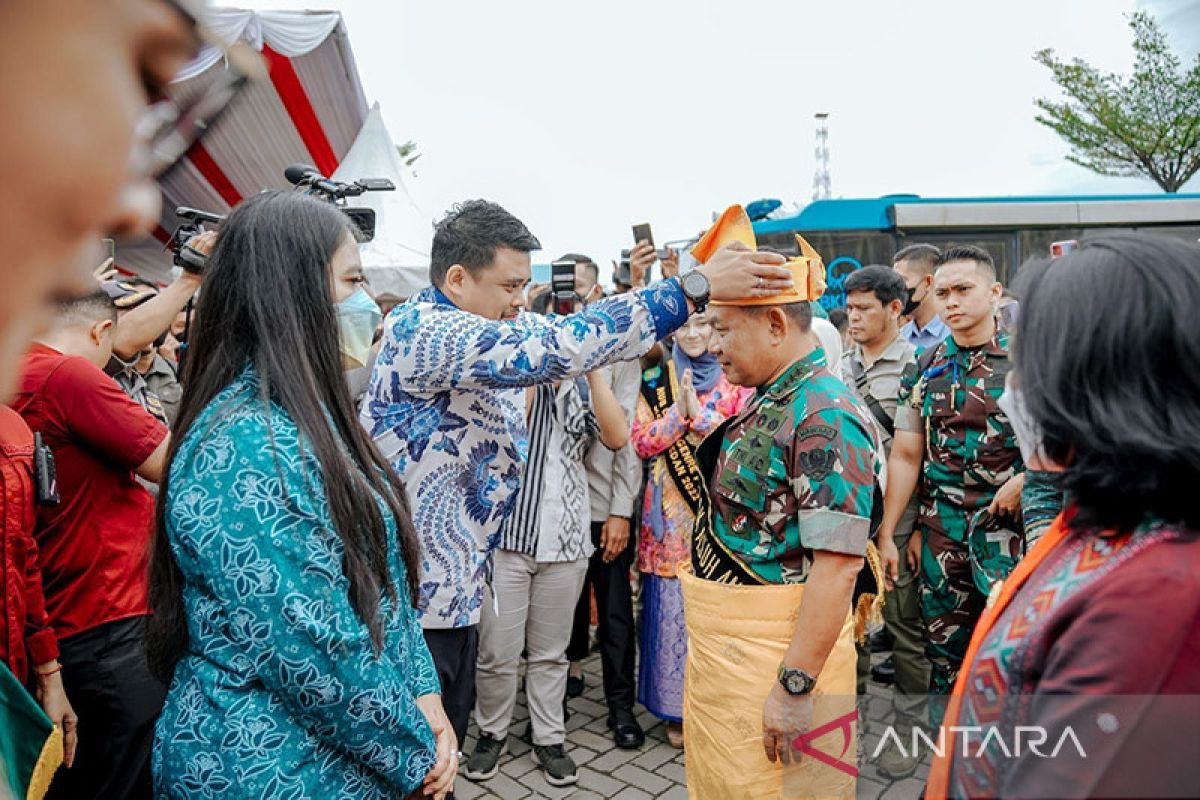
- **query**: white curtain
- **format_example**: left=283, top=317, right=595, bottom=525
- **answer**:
left=175, top=10, right=343, bottom=81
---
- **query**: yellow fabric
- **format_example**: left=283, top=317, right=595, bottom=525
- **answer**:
left=691, top=205, right=757, bottom=262
left=690, top=204, right=827, bottom=306
left=26, top=725, right=62, bottom=800
left=854, top=541, right=886, bottom=645
left=680, top=566, right=857, bottom=799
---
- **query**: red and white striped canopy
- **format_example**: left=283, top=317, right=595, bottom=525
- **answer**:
left=118, top=9, right=369, bottom=282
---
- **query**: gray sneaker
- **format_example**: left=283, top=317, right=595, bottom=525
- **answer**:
left=532, top=743, right=578, bottom=786
left=464, top=733, right=506, bottom=781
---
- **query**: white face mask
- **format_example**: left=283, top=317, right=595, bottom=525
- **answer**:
left=337, top=289, right=382, bottom=369
left=997, top=372, right=1061, bottom=472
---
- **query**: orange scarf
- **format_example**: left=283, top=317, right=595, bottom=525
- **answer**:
left=925, top=512, right=1073, bottom=799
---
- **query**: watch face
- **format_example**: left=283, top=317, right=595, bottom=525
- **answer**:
left=682, top=271, right=708, bottom=297
left=781, top=669, right=813, bottom=694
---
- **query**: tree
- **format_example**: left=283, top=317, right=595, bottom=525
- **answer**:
left=1034, top=12, right=1200, bottom=193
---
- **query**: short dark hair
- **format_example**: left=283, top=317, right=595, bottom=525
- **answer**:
left=843, top=264, right=908, bottom=307
left=59, top=289, right=117, bottom=326
left=936, top=244, right=997, bottom=280
left=892, top=243, right=941, bottom=275
left=747, top=300, right=813, bottom=333
left=1015, top=232, right=1200, bottom=532
left=827, top=307, right=848, bottom=332
left=429, top=200, right=541, bottom=286
left=559, top=253, right=598, bottom=286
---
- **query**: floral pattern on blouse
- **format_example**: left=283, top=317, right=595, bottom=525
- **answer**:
left=153, top=370, right=439, bottom=799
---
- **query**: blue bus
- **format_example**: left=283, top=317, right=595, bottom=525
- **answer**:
left=752, top=193, right=1200, bottom=310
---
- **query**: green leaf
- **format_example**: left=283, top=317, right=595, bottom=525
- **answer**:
left=1033, top=11, right=1200, bottom=192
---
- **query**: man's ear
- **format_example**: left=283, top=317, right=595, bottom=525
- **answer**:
left=887, top=298, right=904, bottom=319
left=91, top=320, right=113, bottom=345
left=768, top=306, right=789, bottom=340
left=443, top=264, right=469, bottom=293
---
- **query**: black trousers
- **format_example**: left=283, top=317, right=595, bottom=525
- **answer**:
left=47, top=616, right=167, bottom=800
left=566, top=521, right=636, bottom=716
left=423, top=625, right=479, bottom=747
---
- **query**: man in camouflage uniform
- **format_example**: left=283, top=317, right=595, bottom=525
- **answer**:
left=877, top=245, right=1024, bottom=724
left=697, top=306, right=882, bottom=586
left=678, top=237, right=885, bottom=796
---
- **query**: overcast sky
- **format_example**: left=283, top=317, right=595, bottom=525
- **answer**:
left=238, top=0, right=1199, bottom=277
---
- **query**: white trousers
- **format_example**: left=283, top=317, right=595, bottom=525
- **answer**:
left=475, top=550, right=588, bottom=745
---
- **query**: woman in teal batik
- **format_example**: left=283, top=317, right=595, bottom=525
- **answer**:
left=147, top=192, right=457, bottom=799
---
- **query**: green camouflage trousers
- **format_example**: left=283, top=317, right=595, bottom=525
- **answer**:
left=920, top=517, right=986, bottom=725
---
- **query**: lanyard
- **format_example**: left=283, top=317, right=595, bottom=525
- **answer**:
left=922, top=357, right=963, bottom=410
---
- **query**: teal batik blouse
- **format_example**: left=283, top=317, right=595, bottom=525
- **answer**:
left=152, top=370, right=438, bottom=798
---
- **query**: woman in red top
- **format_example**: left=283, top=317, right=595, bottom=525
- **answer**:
left=0, top=404, right=77, bottom=765
left=928, top=233, right=1200, bottom=799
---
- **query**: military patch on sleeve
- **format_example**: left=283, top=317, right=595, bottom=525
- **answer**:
left=796, top=424, right=836, bottom=442
left=798, top=448, right=838, bottom=480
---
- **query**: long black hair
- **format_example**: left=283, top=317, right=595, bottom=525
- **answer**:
left=1014, top=232, right=1200, bottom=533
left=147, top=191, right=422, bottom=679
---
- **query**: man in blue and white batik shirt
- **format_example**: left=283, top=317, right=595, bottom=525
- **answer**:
left=361, top=200, right=792, bottom=748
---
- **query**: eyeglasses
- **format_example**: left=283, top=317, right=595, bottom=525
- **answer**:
left=133, top=37, right=267, bottom=178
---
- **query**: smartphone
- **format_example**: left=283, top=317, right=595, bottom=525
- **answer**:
left=531, top=263, right=552, bottom=284
left=102, top=237, right=115, bottom=267
left=632, top=223, right=654, bottom=248
left=550, top=260, right=577, bottom=315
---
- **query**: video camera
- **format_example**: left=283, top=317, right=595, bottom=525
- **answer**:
left=168, top=207, right=225, bottom=273
left=164, top=164, right=397, bottom=273
left=283, top=163, right=394, bottom=242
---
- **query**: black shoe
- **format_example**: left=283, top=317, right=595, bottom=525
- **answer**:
left=608, top=711, right=645, bottom=749
left=532, top=743, right=578, bottom=786
left=463, top=733, right=506, bottom=781
left=566, top=674, right=584, bottom=698
left=868, top=627, right=894, bottom=653
left=871, top=654, right=896, bottom=685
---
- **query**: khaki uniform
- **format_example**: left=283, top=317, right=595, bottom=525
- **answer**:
left=843, top=336, right=930, bottom=718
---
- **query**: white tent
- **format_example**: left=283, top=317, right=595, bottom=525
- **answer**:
left=332, top=104, right=432, bottom=299
left=117, top=9, right=371, bottom=283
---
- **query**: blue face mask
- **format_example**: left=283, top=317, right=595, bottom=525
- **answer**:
left=337, top=289, right=382, bottom=369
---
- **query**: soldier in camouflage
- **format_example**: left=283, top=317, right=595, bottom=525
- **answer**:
left=686, top=296, right=884, bottom=788
left=700, top=320, right=883, bottom=587
left=876, top=245, right=1025, bottom=724
left=675, top=218, right=886, bottom=796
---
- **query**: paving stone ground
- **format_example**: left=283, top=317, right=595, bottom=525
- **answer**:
left=455, top=644, right=931, bottom=799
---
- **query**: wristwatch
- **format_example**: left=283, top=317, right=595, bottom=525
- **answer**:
left=778, top=664, right=817, bottom=696
left=680, top=270, right=711, bottom=313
